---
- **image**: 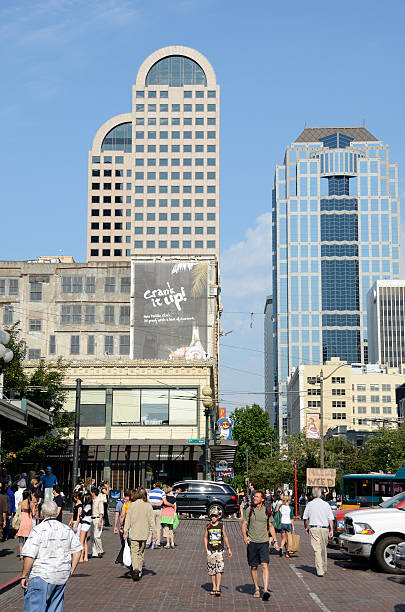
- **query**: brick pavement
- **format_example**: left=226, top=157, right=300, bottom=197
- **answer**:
left=0, top=519, right=404, bottom=611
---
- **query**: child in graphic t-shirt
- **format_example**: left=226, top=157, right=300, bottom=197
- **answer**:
left=204, top=510, right=232, bottom=597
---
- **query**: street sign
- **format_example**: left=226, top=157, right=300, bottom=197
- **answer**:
left=187, top=438, right=205, bottom=444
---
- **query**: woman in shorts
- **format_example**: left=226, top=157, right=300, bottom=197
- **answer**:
left=279, top=495, right=295, bottom=558
left=79, top=493, right=92, bottom=562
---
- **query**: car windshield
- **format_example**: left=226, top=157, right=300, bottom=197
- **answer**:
left=378, top=491, right=405, bottom=508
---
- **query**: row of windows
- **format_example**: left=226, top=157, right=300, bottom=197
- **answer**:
left=92, top=143, right=216, bottom=162
left=90, top=240, right=216, bottom=256
left=135, top=103, right=216, bottom=112
left=61, top=276, right=130, bottom=293
left=61, top=305, right=129, bottom=325
left=91, top=228, right=216, bottom=241
left=135, top=117, right=216, bottom=125
left=92, top=178, right=217, bottom=188
left=99, top=185, right=217, bottom=195
left=27, top=335, right=131, bottom=359
left=357, top=406, right=392, bottom=414
left=0, top=279, right=18, bottom=296
left=90, top=212, right=216, bottom=227
left=136, top=90, right=216, bottom=98
left=131, top=131, right=217, bottom=140
left=91, top=198, right=216, bottom=209
left=356, top=395, right=392, bottom=403
left=92, top=160, right=216, bottom=177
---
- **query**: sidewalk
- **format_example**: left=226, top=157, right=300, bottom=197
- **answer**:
left=0, top=537, right=22, bottom=593
left=1, top=519, right=404, bottom=611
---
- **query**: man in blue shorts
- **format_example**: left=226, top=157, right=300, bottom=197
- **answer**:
left=241, top=490, right=279, bottom=601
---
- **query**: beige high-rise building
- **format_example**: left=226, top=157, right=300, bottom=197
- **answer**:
left=87, top=46, right=219, bottom=262
left=287, top=357, right=403, bottom=437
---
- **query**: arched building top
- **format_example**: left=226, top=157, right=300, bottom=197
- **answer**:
left=91, top=113, right=131, bottom=152
left=135, top=45, right=217, bottom=88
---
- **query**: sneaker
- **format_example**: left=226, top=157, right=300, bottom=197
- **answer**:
left=132, top=569, right=140, bottom=581
left=170, top=543, right=175, bottom=549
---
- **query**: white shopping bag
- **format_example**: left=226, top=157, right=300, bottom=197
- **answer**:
left=123, top=541, right=132, bottom=567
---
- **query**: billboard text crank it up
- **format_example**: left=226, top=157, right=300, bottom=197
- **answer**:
left=133, top=261, right=209, bottom=360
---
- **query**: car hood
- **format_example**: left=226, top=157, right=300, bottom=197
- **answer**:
left=345, top=508, right=405, bottom=521
left=335, top=507, right=371, bottom=520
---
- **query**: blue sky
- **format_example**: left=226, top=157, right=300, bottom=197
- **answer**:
left=1, top=0, right=405, bottom=414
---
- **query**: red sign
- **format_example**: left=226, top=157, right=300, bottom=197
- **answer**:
left=218, top=407, right=226, bottom=419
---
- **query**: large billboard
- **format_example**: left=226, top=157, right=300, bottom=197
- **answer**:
left=133, top=261, right=210, bottom=360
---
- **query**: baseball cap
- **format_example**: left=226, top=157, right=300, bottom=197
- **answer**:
left=46, top=466, right=52, bottom=471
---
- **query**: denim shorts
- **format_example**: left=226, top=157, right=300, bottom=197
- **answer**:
left=281, top=523, right=292, bottom=532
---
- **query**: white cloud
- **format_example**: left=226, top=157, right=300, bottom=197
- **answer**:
left=220, top=212, right=271, bottom=298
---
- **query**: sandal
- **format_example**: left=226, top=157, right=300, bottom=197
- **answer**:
left=215, top=590, right=221, bottom=597
left=253, top=590, right=261, bottom=598
left=210, top=591, right=216, bottom=596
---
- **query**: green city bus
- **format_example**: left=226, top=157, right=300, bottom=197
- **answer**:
left=342, top=467, right=405, bottom=508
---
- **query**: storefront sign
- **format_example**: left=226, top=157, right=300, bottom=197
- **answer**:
left=306, top=468, right=336, bottom=487
left=133, top=261, right=210, bottom=360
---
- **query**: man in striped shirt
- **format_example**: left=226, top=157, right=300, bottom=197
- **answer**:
left=147, top=484, right=166, bottom=547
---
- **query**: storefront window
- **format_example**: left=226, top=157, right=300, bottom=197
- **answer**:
left=141, top=389, right=169, bottom=425
left=113, top=389, right=140, bottom=424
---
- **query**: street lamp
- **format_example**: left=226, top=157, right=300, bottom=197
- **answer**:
left=202, top=386, right=213, bottom=479
left=0, top=330, right=14, bottom=400
left=319, top=363, right=347, bottom=469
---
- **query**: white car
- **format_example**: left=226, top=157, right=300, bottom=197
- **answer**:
left=339, top=507, right=405, bottom=574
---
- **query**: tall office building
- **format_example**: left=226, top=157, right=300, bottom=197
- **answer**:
left=269, top=126, right=400, bottom=431
left=87, top=46, right=219, bottom=261
left=368, top=280, right=405, bottom=369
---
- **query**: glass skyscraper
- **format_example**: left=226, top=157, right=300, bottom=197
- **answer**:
left=268, top=126, right=400, bottom=432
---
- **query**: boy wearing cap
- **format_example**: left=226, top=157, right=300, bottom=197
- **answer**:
left=204, top=510, right=232, bottom=597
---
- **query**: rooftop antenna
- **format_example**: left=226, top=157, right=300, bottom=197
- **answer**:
left=362, top=119, right=365, bottom=127
left=305, top=120, right=307, bottom=127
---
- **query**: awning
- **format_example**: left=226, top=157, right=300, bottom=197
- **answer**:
left=209, top=440, right=238, bottom=466
left=0, top=398, right=52, bottom=428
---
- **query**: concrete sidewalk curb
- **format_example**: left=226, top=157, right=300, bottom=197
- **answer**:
left=0, top=574, right=22, bottom=595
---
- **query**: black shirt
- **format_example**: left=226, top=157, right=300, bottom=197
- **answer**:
left=54, top=495, right=64, bottom=522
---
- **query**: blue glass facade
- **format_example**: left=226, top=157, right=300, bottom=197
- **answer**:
left=268, top=128, right=401, bottom=431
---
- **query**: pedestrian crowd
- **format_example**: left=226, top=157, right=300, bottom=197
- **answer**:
left=0, top=466, right=335, bottom=609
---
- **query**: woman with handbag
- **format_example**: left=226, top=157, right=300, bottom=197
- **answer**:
left=15, top=490, right=35, bottom=559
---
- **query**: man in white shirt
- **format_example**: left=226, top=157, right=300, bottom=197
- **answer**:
left=14, top=480, right=26, bottom=507
left=303, top=487, right=334, bottom=577
left=20, top=500, right=82, bottom=611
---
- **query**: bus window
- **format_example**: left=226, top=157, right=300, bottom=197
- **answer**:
left=358, top=479, right=372, bottom=502
left=343, top=480, right=356, bottom=501
left=393, top=482, right=405, bottom=495
left=374, top=481, right=392, bottom=501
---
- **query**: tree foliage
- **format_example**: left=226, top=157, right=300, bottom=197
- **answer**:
left=1, top=325, right=73, bottom=464
left=231, top=403, right=405, bottom=494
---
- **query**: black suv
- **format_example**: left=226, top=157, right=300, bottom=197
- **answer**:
left=172, top=480, right=239, bottom=519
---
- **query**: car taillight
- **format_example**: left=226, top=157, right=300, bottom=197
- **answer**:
left=231, top=495, right=237, bottom=501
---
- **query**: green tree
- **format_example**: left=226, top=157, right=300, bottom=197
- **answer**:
left=360, top=425, right=405, bottom=473
left=230, top=404, right=277, bottom=487
left=1, top=325, right=72, bottom=464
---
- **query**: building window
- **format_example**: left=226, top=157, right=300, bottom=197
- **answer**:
left=383, top=407, right=392, bottom=414
left=331, top=377, right=345, bottom=384
left=104, top=306, right=115, bottom=324
left=62, top=277, right=71, bottom=293
left=61, top=305, right=70, bottom=324
left=29, top=319, right=42, bottom=331
left=119, top=335, right=130, bottom=355
left=371, top=406, right=380, bottom=414
left=70, top=336, right=80, bottom=355
left=332, top=401, right=346, bottom=408
left=357, top=384, right=366, bottom=391
left=87, top=335, right=95, bottom=355
left=30, top=282, right=42, bottom=302
left=86, top=276, right=96, bottom=293
left=9, top=279, right=18, bottom=295
left=104, top=336, right=114, bottom=355
left=357, top=395, right=366, bottom=403
left=49, top=335, right=56, bottom=355
left=332, top=413, right=346, bottom=420
left=105, top=277, right=115, bottom=292
left=382, top=395, right=391, bottom=403
left=72, top=277, right=83, bottom=293
left=119, top=306, right=130, bottom=325
left=141, top=389, right=169, bottom=425
left=85, top=305, right=95, bottom=323
left=120, top=277, right=130, bottom=293
left=370, top=395, right=379, bottom=403
left=332, top=388, right=345, bottom=395
left=357, top=406, right=367, bottom=414
left=382, top=384, right=391, bottom=391
left=3, top=305, right=13, bottom=325
left=370, top=384, right=379, bottom=391
left=28, top=349, right=41, bottom=360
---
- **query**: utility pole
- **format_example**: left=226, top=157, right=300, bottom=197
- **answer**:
left=319, top=369, right=324, bottom=469
left=72, top=378, right=81, bottom=491
left=246, top=448, right=249, bottom=482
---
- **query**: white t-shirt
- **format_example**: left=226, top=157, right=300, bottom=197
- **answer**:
left=302, top=498, right=334, bottom=527
left=280, top=504, right=292, bottom=524
left=14, top=488, right=26, bottom=507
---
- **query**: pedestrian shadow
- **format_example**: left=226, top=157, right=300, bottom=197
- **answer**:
left=142, top=568, right=157, bottom=576
left=333, top=558, right=370, bottom=572
left=201, top=582, right=229, bottom=593
left=388, top=576, right=405, bottom=586
left=236, top=583, right=256, bottom=595
left=327, top=552, right=349, bottom=561
left=296, top=564, right=317, bottom=576
left=394, top=605, right=405, bottom=612
left=71, top=574, right=91, bottom=578
left=0, top=548, right=14, bottom=557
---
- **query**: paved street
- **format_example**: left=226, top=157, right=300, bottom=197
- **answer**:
left=0, top=519, right=404, bottom=612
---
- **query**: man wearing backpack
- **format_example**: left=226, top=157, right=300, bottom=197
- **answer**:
left=241, top=491, right=279, bottom=601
